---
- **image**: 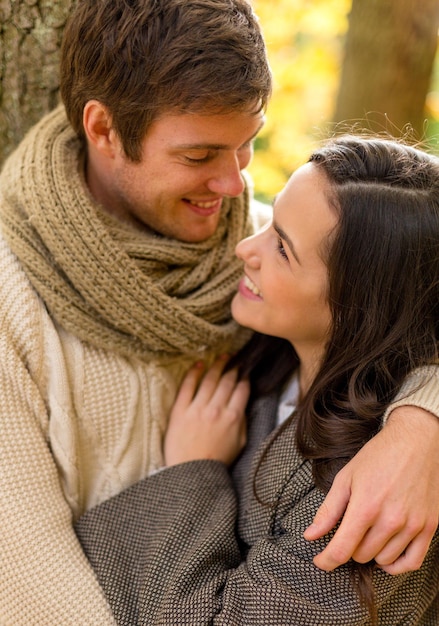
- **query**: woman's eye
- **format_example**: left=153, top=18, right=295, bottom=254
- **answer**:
left=277, top=236, right=289, bottom=260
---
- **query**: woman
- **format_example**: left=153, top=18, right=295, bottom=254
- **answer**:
left=76, top=136, right=439, bottom=624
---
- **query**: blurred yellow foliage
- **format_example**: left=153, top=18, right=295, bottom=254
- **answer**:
left=250, top=0, right=439, bottom=200
left=248, top=0, right=351, bottom=201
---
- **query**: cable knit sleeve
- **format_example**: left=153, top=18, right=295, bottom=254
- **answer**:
left=382, top=365, right=439, bottom=423
left=0, top=242, right=116, bottom=625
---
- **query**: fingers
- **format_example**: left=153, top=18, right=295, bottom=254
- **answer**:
left=228, top=378, right=251, bottom=418
left=309, top=489, right=409, bottom=571
left=165, top=356, right=249, bottom=467
left=303, top=475, right=349, bottom=541
left=209, top=365, right=240, bottom=409
left=210, top=372, right=250, bottom=417
left=311, top=506, right=368, bottom=571
left=178, top=356, right=249, bottom=417
left=310, top=504, right=438, bottom=573
left=307, top=487, right=438, bottom=573
left=196, top=355, right=232, bottom=404
left=377, top=521, right=437, bottom=574
left=351, top=513, right=413, bottom=565
left=172, top=355, right=232, bottom=413
left=171, top=361, right=206, bottom=413
left=307, top=466, right=381, bottom=571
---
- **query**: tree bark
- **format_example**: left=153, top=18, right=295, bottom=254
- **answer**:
left=0, top=0, right=74, bottom=165
left=334, top=0, right=439, bottom=138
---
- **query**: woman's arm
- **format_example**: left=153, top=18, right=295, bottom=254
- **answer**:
left=75, top=411, right=438, bottom=626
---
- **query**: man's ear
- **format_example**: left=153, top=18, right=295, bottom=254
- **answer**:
left=83, top=100, right=119, bottom=158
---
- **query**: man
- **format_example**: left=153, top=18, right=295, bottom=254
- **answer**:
left=0, top=0, right=437, bottom=623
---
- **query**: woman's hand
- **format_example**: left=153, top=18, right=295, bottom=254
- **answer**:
left=164, top=356, right=250, bottom=467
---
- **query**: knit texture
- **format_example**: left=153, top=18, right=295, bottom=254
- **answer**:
left=0, top=105, right=252, bottom=360
left=75, top=393, right=439, bottom=625
left=0, top=237, right=116, bottom=624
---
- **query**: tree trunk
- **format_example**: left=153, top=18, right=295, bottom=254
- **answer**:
left=0, top=0, right=74, bottom=165
left=334, top=0, right=439, bottom=138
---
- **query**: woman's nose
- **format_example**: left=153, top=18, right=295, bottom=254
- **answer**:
left=235, top=233, right=260, bottom=267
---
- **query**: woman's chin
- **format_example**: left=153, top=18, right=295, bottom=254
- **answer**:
left=231, top=296, right=260, bottom=333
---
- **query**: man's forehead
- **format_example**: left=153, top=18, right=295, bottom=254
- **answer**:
left=151, top=109, right=265, bottom=148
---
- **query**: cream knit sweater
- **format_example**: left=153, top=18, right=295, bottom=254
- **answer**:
left=0, top=194, right=272, bottom=624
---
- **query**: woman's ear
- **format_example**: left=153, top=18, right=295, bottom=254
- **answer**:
left=82, top=100, right=120, bottom=158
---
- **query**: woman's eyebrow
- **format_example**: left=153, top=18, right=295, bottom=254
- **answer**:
left=272, top=219, right=301, bottom=265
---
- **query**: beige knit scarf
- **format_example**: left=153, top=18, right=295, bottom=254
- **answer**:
left=0, top=105, right=252, bottom=360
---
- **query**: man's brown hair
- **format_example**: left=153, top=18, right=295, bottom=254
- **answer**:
left=60, top=0, right=272, bottom=161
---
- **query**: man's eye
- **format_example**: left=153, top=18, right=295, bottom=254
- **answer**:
left=184, top=153, right=211, bottom=164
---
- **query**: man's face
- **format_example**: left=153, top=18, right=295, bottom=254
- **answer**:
left=89, top=108, right=265, bottom=242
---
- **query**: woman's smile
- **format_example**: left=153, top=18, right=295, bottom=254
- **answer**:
left=238, top=275, right=263, bottom=299
left=232, top=162, right=337, bottom=372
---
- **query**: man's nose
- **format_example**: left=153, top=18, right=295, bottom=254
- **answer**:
left=207, top=155, right=245, bottom=197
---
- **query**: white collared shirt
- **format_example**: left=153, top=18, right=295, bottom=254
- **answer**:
left=276, top=372, right=300, bottom=426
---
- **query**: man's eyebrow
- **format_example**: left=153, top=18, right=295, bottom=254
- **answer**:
left=175, top=142, right=228, bottom=151
left=273, top=218, right=301, bottom=265
left=175, top=121, right=265, bottom=151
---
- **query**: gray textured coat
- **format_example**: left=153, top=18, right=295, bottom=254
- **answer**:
left=75, top=393, right=439, bottom=625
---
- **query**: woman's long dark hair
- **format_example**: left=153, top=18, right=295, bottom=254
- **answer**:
left=233, top=136, right=439, bottom=623
left=302, top=137, right=439, bottom=488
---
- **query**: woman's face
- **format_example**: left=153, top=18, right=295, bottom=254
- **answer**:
left=232, top=162, right=338, bottom=369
